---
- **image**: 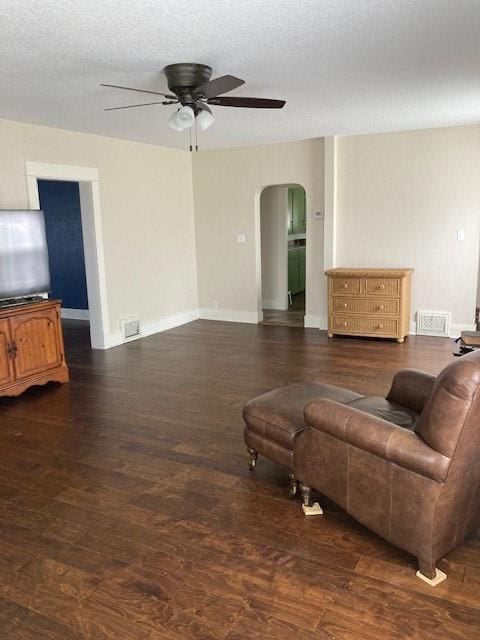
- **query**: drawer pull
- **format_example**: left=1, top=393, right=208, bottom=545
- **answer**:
left=343, top=283, right=348, bottom=289
left=378, top=323, right=384, bottom=330
left=379, top=284, right=385, bottom=290
left=342, top=322, right=348, bottom=328
left=343, top=303, right=348, bottom=308
left=378, top=305, right=385, bottom=311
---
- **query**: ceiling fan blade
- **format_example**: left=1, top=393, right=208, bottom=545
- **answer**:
left=207, top=96, right=286, bottom=109
left=100, top=83, right=177, bottom=100
left=104, top=100, right=177, bottom=112
left=195, top=75, right=245, bottom=99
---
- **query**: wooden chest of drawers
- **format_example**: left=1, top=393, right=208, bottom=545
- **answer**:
left=326, top=268, right=413, bottom=343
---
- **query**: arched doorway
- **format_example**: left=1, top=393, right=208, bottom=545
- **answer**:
left=258, top=184, right=307, bottom=327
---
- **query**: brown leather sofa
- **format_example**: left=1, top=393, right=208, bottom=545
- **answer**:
left=294, top=350, right=480, bottom=582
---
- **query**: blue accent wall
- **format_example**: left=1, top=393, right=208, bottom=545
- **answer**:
left=38, top=180, right=88, bottom=310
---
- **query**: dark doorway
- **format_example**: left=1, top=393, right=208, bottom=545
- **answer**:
left=38, top=180, right=89, bottom=318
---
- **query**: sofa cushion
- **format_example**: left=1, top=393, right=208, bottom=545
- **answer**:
left=243, top=382, right=363, bottom=449
left=346, top=396, right=420, bottom=430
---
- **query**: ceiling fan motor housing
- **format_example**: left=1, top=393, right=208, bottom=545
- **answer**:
left=163, top=63, right=212, bottom=105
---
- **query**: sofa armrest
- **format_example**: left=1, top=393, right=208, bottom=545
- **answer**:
left=304, top=399, right=450, bottom=482
left=386, top=369, right=436, bottom=413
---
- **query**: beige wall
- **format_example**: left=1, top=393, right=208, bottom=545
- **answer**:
left=0, top=118, right=198, bottom=344
left=2, top=116, right=478, bottom=343
left=260, top=186, right=289, bottom=310
left=192, top=138, right=326, bottom=324
left=335, top=125, right=480, bottom=331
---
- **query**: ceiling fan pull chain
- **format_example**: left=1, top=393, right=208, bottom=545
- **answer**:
left=195, top=118, right=199, bottom=152
left=189, top=126, right=193, bottom=153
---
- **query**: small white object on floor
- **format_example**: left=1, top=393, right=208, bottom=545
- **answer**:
left=415, top=568, right=447, bottom=586
left=302, top=502, right=323, bottom=516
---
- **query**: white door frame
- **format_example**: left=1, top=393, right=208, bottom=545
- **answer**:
left=25, top=161, right=110, bottom=349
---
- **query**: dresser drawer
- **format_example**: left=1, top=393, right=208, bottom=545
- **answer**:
left=331, top=315, right=398, bottom=336
left=331, top=277, right=361, bottom=295
left=365, top=278, right=400, bottom=296
left=332, top=297, right=399, bottom=316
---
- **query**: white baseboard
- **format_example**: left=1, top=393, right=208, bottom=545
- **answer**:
left=409, top=321, right=475, bottom=338
left=262, top=299, right=288, bottom=311
left=450, top=323, right=476, bottom=338
left=199, top=308, right=261, bottom=324
left=304, top=314, right=328, bottom=330
left=107, top=309, right=200, bottom=349
left=61, top=308, right=90, bottom=321
left=103, top=308, right=475, bottom=350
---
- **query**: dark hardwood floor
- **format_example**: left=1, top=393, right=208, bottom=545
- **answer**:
left=0, top=320, right=479, bottom=639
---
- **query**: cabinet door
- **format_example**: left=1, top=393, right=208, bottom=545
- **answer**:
left=287, top=188, right=294, bottom=235
left=299, top=249, right=306, bottom=291
left=10, top=308, right=62, bottom=380
left=291, top=189, right=301, bottom=234
left=0, top=319, right=14, bottom=387
left=292, top=188, right=306, bottom=234
left=288, top=250, right=300, bottom=294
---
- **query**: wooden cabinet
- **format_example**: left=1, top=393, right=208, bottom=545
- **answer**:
left=288, top=247, right=306, bottom=295
left=0, top=319, right=14, bottom=387
left=0, top=300, right=69, bottom=397
left=288, top=187, right=306, bottom=235
left=326, top=268, right=413, bottom=343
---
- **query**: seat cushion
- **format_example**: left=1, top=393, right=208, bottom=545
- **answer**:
left=346, top=396, right=420, bottom=430
left=244, top=382, right=363, bottom=449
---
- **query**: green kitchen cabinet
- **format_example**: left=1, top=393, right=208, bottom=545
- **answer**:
left=299, top=246, right=306, bottom=289
left=288, top=249, right=300, bottom=294
left=288, top=187, right=306, bottom=236
left=288, top=247, right=306, bottom=295
left=287, top=189, right=294, bottom=234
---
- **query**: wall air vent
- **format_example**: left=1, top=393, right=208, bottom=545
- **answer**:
left=416, top=311, right=451, bottom=337
left=120, top=315, right=141, bottom=342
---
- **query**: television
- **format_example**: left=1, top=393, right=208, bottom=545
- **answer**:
left=0, top=210, right=51, bottom=301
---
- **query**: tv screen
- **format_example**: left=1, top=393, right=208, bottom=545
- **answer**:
left=0, top=210, right=51, bottom=300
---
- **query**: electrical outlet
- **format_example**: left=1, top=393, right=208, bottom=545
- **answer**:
left=236, top=234, right=246, bottom=244
left=213, top=300, right=219, bottom=309
left=457, top=230, right=465, bottom=241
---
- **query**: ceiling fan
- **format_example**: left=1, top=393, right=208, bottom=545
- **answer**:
left=101, top=63, right=286, bottom=148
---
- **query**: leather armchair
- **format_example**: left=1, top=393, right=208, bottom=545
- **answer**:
left=294, top=350, right=480, bottom=581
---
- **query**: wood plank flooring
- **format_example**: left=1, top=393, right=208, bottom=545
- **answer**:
left=0, top=319, right=479, bottom=639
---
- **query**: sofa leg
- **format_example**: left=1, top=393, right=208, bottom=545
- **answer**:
left=300, top=483, right=311, bottom=506
left=247, top=448, right=258, bottom=470
left=416, top=559, right=447, bottom=586
left=288, top=472, right=298, bottom=497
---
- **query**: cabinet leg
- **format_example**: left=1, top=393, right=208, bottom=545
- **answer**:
left=396, top=337, right=405, bottom=344
left=327, top=332, right=334, bottom=338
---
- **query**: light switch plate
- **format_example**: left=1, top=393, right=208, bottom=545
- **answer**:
left=313, top=211, right=324, bottom=220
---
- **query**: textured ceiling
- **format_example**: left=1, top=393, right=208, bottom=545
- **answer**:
left=1, top=0, right=479, bottom=150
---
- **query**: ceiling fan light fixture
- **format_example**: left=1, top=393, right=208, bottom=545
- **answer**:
left=168, top=109, right=185, bottom=131
left=196, top=109, right=215, bottom=131
left=176, top=105, right=195, bottom=129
